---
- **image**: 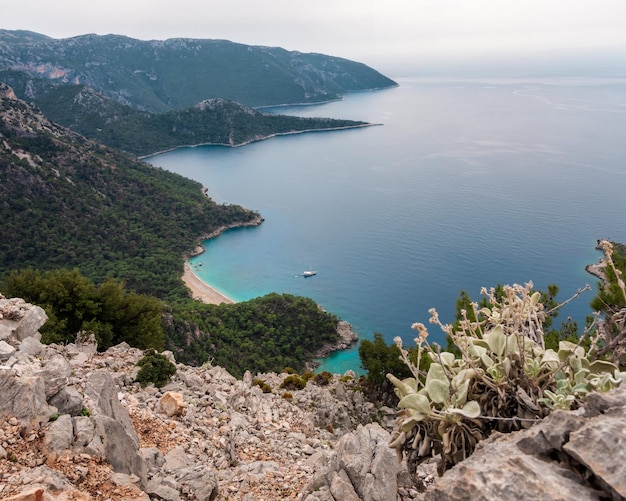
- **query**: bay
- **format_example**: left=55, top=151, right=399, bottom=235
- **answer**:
left=148, top=76, right=626, bottom=374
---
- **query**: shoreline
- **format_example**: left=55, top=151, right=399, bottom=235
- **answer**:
left=182, top=262, right=235, bottom=305
left=182, top=215, right=264, bottom=305
left=139, top=123, right=380, bottom=159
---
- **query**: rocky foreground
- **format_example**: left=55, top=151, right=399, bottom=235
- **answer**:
left=1, top=294, right=625, bottom=500
left=0, top=295, right=429, bottom=501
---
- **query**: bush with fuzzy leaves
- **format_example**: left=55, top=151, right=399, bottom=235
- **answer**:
left=388, top=282, right=625, bottom=477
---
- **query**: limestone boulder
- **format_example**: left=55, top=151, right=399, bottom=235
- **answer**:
left=0, top=369, right=57, bottom=427
left=0, top=340, right=16, bottom=361
left=425, top=387, right=626, bottom=501
left=159, top=391, right=185, bottom=417
left=42, top=414, right=74, bottom=456
left=19, top=337, right=45, bottom=357
left=0, top=298, right=47, bottom=342
left=84, top=369, right=139, bottom=448
left=302, top=423, right=399, bottom=501
left=49, top=386, right=84, bottom=416
left=91, top=414, right=147, bottom=485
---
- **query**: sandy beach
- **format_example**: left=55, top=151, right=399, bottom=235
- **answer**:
left=182, top=263, right=235, bottom=305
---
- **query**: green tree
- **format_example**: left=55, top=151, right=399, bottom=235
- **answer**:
left=1, top=268, right=163, bottom=350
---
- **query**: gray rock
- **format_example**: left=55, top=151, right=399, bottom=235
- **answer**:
left=164, top=446, right=192, bottom=471
left=303, top=486, right=335, bottom=501
left=43, top=414, right=74, bottom=455
left=424, top=388, right=626, bottom=501
left=0, top=301, right=48, bottom=342
left=33, top=352, right=72, bottom=399
left=140, top=446, right=165, bottom=471
left=19, top=337, right=44, bottom=357
left=563, top=404, right=626, bottom=500
left=0, top=369, right=57, bottom=427
left=145, top=478, right=181, bottom=501
left=49, top=385, right=84, bottom=416
left=85, top=369, right=139, bottom=448
left=91, top=414, right=147, bottom=486
left=0, top=340, right=15, bottom=362
left=13, top=465, right=74, bottom=492
left=302, top=423, right=399, bottom=501
left=177, top=465, right=219, bottom=501
left=331, top=423, right=399, bottom=501
left=329, top=470, right=360, bottom=501
left=72, top=416, right=95, bottom=449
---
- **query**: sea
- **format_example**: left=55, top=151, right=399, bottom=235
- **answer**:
left=148, top=75, right=626, bottom=374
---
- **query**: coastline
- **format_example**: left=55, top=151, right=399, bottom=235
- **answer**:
left=182, top=215, right=264, bottom=305
left=139, top=123, right=380, bottom=159
left=183, top=262, right=235, bottom=305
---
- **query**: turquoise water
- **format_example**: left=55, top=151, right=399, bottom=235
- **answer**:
left=148, top=77, right=626, bottom=374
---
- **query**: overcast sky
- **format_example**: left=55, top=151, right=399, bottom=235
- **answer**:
left=2, top=0, right=626, bottom=74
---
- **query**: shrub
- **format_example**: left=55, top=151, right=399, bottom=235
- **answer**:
left=279, top=374, right=307, bottom=391
left=282, top=367, right=297, bottom=374
left=251, top=378, right=272, bottom=393
left=281, top=392, right=293, bottom=400
left=136, top=350, right=177, bottom=388
left=387, top=282, right=625, bottom=477
left=313, top=371, right=333, bottom=386
left=302, top=371, right=315, bottom=381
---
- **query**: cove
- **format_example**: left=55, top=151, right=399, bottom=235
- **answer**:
left=148, top=77, right=626, bottom=374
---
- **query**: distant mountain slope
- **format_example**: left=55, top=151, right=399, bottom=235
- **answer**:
left=0, top=30, right=397, bottom=111
left=0, top=73, right=372, bottom=156
left=0, top=82, right=259, bottom=299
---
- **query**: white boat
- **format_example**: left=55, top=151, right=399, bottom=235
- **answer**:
left=303, top=267, right=317, bottom=277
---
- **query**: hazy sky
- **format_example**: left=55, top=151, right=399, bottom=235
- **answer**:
left=2, top=0, right=626, bottom=73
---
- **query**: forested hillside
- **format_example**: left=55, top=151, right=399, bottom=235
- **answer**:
left=0, top=83, right=342, bottom=375
left=0, top=30, right=397, bottom=111
left=0, top=83, right=257, bottom=299
left=0, top=73, right=372, bottom=156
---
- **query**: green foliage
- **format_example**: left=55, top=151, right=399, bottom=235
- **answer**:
left=0, top=33, right=396, bottom=112
left=359, top=333, right=430, bottom=386
left=281, top=392, right=293, bottom=400
left=387, top=283, right=625, bottom=476
left=164, top=293, right=341, bottom=378
left=0, top=95, right=259, bottom=303
left=280, top=374, right=307, bottom=391
left=452, top=284, right=583, bottom=353
left=136, top=350, right=177, bottom=388
left=252, top=378, right=272, bottom=393
left=589, top=240, right=626, bottom=367
left=1, top=268, right=164, bottom=351
left=32, top=87, right=371, bottom=157
left=313, top=371, right=334, bottom=386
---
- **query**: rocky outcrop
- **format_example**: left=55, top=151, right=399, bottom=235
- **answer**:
left=0, top=82, right=17, bottom=100
left=311, top=320, right=359, bottom=363
left=3, top=291, right=625, bottom=501
left=425, top=387, right=626, bottom=501
left=0, top=297, right=47, bottom=343
left=0, top=294, right=388, bottom=500
left=302, top=423, right=403, bottom=501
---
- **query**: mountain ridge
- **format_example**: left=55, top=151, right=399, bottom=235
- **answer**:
left=0, top=30, right=397, bottom=111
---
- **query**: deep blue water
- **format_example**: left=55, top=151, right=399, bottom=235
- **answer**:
left=148, top=77, right=626, bottom=374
